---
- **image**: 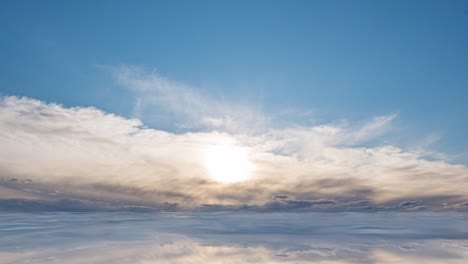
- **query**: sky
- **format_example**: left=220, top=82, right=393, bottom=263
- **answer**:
left=1, top=1, right=468, bottom=212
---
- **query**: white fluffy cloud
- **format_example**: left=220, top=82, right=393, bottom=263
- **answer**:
left=1, top=69, right=467, bottom=211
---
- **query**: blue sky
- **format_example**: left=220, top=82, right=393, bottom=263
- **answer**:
left=1, top=1, right=468, bottom=213
left=1, top=0, right=467, bottom=160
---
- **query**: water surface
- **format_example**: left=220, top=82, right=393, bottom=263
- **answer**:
left=1, top=212, right=467, bottom=263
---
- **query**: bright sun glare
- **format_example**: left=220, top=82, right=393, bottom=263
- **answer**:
left=203, top=145, right=253, bottom=183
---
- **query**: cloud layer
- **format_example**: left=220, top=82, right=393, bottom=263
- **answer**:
left=1, top=68, right=468, bottom=212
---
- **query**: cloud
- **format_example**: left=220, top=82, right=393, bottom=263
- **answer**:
left=1, top=73, right=468, bottom=212
left=116, top=65, right=269, bottom=133
left=0, top=198, right=161, bottom=212
left=115, top=66, right=399, bottom=140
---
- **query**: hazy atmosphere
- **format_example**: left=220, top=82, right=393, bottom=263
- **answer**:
left=1, top=0, right=468, bottom=263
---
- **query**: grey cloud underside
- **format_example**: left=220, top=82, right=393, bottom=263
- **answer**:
left=1, top=178, right=467, bottom=212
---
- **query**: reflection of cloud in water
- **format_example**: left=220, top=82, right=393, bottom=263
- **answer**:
left=1, top=212, right=467, bottom=263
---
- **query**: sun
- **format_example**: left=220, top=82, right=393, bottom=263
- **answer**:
left=203, top=144, right=253, bottom=183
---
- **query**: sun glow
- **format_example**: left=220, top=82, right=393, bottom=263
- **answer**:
left=203, top=144, right=253, bottom=183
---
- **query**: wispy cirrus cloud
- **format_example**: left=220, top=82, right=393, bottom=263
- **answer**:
left=115, top=66, right=398, bottom=146
left=116, top=65, right=269, bottom=133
